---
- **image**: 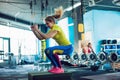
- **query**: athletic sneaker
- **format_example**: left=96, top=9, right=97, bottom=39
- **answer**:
left=49, top=67, right=64, bottom=74
left=48, top=66, right=56, bottom=72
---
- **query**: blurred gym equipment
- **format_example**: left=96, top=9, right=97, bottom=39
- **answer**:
left=65, top=55, right=71, bottom=62
left=109, top=52, right=120, bottom=63
left=112, top=39, right=117, bottom=44
left=88, top=53, right=97, bottom=62
left=79, top=53, right=87, bottom=63
left=0, top=50, right=4, bottom=60
left=7, top=52, right=16, bottom=68
left=97, top=52, right=108, bottom=64
left=73, top=53, right=79, bottom=64
left=101, top=40, right=107, bottom=45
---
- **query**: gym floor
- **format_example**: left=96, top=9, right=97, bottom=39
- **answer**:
left=0, top=64, right=120, bottom=80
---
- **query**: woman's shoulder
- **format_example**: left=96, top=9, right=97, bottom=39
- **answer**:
left=53, top=24, right=62, bottom=29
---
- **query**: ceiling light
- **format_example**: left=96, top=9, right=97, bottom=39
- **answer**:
left=64, top=2, right=81, bottom=11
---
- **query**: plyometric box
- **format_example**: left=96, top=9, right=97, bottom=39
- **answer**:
left=28, top=71, right=74, bottom=80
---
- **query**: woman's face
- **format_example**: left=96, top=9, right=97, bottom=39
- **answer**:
left=45, top=21, right=54, bottom=28
left=88, top=43, right=92, bottom=48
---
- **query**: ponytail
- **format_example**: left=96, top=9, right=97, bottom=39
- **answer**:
left=52, top=6, right=64, bottom=19
left=45, top=6, right=64, bottom=23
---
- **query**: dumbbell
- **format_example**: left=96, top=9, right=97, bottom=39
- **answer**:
left=73, top=53, right=79, bottom=60
left=65, top=55, right=70, bottom=60
left=109, top=52, right=120, bottom=63
left=89, top=53, right=97, bottom=62
left=97, top=52, right=108, bottom=64
left=80, top=53, right=87, bottom=62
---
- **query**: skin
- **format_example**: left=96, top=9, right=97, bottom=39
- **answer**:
left=81, top=43, right=94, bottom=54
left=31, top=21, right=58, bottom=40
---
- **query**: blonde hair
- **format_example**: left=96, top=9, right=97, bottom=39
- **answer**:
left=45, top=6, right=64, bottom=23
left=53, top=6, right=64, bottom=19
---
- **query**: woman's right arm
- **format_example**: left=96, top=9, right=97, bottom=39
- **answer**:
left=31, top=25, right=44, bottom=40
left=31, top=25, right=58, bottom=40
left=32, top=30, right=44, bottom=40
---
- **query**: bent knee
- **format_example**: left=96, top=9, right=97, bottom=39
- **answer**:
left=45, top=48, right=53, bottom=55
left=45, top=48, right=50, bottom=54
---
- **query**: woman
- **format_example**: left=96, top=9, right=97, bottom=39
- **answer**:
left=81, top=40, right=89, bottom=54
left=31, top=7, right=73, bottom=74
left=87, top=42, right=95, bottom=54
left=81, top=41, right=94, bottom=54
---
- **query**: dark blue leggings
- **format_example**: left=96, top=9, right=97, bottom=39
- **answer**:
left=45, top=44, right=73, bottom=68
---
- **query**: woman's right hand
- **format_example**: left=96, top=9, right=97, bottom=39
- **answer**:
left=31, top=24, right=38, bottom=31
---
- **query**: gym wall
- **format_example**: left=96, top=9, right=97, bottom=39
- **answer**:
left=84, top=9, right=120, bottom=53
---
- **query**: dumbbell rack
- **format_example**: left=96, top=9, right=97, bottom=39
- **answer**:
left=101, top=44, right=120, bottom=71
left=101, top=44, right=120, bottom=53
